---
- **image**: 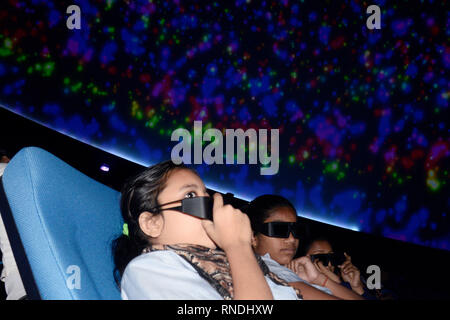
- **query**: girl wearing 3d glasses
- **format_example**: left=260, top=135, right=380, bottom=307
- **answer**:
left=112, top=161, right=301, bottom=300
left=304, top=237, right=379, bottom=299
left=245, top=195, right=364, bottom=300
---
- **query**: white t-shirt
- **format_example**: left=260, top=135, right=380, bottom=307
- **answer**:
left=0, top=162, right=27, bottom=299
left=261, top=253, right=333, bottom=295
left=121, top=250, right=299, bottom=300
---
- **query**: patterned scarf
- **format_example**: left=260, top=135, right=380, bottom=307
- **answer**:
left=143, top=244, right=303, bottom=300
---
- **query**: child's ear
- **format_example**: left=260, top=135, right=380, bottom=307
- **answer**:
left=251, top=234, right=258, bottom=249
left=138, top=211, right=164, bottom=238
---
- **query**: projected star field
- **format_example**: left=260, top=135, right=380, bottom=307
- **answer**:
left=0, top=0, right=448, bottom=250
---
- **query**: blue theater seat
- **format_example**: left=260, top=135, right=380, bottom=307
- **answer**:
left=0, top=147, right=123, bottom=299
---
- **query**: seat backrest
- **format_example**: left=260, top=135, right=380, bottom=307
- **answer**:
left=0, top=147, right=123, bottom=299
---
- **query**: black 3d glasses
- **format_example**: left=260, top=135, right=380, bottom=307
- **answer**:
left=259, top=222, right=300, bottom=239
left=149, top=196, right=213, bottom=220
left=310, top=252, right=346, bottom=267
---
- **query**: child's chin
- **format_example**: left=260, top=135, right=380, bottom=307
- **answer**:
left=279, top=255, right=294, bottom=265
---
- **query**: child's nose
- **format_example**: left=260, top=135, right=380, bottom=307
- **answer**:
left=286, top=232, right=296, bottom=242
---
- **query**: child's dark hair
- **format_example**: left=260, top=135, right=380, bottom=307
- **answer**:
left=0, top=148, right=11, bottom=159
left=112, top=160, right=195, bottom=286
left=302, top=236, right=333, bottom=256
left=244, top=194, right=297, bottom=234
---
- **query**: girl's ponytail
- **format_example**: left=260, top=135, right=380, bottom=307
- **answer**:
left=112, top=233, right=141, bottom=286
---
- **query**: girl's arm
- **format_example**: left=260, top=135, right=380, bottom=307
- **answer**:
left=314, top=261, right=365, bottom=300
left=316, top=273, right=365, bottom=300
left=202, top=193, right=273, bottom=300
left=225, top=243, right=273, bottom=300
left=288, top=281, right=340, bottom=300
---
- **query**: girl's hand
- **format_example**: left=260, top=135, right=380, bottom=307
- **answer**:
left=339, top=253, right=364, bottom=294
left=201, top=193, right=252, bottom=252
left=286, top=256, right=321, bottom=284
left=314, top=260, right=341, bottom=284
left=203, top=195, right=273, bottom=300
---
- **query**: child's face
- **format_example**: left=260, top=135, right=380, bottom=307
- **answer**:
left=253, top=207, right=299, bottom=266
left=154, top=168, right=216, bottom=248
left=306, top=240, right=335, bottom=273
